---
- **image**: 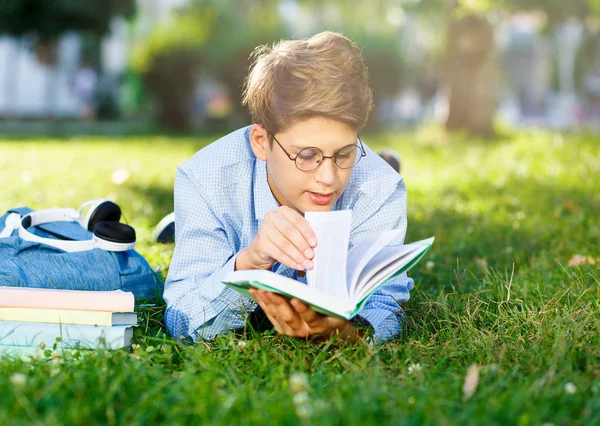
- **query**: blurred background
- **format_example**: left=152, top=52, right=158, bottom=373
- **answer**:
left=0, top=0, right=599, bottom=135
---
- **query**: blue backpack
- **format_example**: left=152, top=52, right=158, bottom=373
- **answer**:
left=0, top=205, right=163, bottom=300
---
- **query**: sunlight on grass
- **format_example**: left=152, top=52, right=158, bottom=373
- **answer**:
left=1, top=128, right=599, bottom=424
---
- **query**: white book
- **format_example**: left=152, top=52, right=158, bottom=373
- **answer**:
left=0, top=321, right=134, bottom=350
left=223, top=210, right=434, bottom=319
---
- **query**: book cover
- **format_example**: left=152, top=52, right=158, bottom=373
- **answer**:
left=0, top=307, right=137, bottom=326
left=0, top=287, right=134, bottom=312
left=0, top=322, right=134, bottom=350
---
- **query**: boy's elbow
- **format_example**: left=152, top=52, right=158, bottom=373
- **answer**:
left=165, top=305, right=195, bottom=344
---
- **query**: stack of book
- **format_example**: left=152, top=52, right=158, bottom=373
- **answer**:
left=0, top=286, right=137, bottom=355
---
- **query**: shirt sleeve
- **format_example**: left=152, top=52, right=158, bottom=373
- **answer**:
left=164, top=167, right=255, bottom=342
left=349, top=177, right=414, bottom=342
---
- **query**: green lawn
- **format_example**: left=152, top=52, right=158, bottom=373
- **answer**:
left=0, top=128, right=599, bottom=425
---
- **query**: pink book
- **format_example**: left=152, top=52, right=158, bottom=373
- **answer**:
left=0, top=286, right=134, bottom=312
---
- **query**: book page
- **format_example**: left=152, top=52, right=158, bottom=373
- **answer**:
left=351, top=238, right=434, bottom=302
left=346, top=230, right=401, bottom=294
left=304, top=210, right=352, bottom=301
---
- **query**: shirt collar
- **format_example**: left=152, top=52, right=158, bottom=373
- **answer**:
left=253, top=152, right=281, bottom=224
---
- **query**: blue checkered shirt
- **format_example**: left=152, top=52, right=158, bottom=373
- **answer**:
left=164, top=126, right=414, bottom=342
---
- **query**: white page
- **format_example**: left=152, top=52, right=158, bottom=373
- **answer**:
left=352, top=248, right=425, bottom=302
left=346, top=229, right=401, bottom=294
left=305, top=210, right=352, bottom=301
left=351, top=241, right=429, bottom=302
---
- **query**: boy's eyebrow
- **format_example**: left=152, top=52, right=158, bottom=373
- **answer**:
left=290, top=139, right=357, bottom=150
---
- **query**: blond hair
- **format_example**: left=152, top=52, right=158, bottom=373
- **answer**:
left=242, top=31, right=373, bottom=134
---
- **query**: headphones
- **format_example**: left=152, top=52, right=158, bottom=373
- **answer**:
left=1, top=199, right=136, bottom=253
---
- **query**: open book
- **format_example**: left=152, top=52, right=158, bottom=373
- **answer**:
left=223, top=210, right=434, bottom=319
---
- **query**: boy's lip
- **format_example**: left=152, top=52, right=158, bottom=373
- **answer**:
left=309, top=191, right=334, bottom=196
left=307, top=191, right=335, bottom=205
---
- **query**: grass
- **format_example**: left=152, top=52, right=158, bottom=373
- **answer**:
left=0, top=127, right=599, bottom=425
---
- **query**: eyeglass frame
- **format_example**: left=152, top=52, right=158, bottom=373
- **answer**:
left=267, top=131, right=367, bottom=172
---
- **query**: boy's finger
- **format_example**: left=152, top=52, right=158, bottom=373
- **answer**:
left=281, top=207, right=317, bottom=247
left=251, top=290, right=270, bottom=317
left=264, top=292, right=307, bottom=332
left=291, top=299, right=320, bottom=325
left=273, top=217, right=315, bottom=261
left=252, top=289, right=269, bottom=309
left=253, top=291, right=290, bottom=334
left=267, top=235, right=312, bottom=271
left=263, top=305, right=285, bottom=333
left=266, top=232, right=313, bottom=270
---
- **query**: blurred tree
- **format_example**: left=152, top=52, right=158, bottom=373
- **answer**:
left=0, top=0, right=135, bottom=64
left=131, top=9, right=214, bottom=130
left=0, top=0, right=134, bottom=120
left=131, top=0, right=284, bottom=131
left=445, top=13, right=496, bottom=135
left=201, top=0, right=285, bottom=126
left=348, top=31, right=407, bottom=131
left=410, top=0, right=600, bottom=135
left=500, top=0, right=599, bottom=24
left=132, top=0, right=409, bottom=130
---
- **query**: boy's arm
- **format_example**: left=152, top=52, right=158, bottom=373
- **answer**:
left=164, top=167, right=255, bottom=342
left=350, top=177, right=414, bottom=342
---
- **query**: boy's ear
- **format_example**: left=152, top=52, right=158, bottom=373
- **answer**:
left=249, top=124, right=269, bottom=162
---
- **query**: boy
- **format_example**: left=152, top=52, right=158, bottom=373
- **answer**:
left=164, top=31, right=414, bottom=343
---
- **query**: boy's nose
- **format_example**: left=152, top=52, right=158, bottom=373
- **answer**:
left=314, top=157, right=337, bottom=186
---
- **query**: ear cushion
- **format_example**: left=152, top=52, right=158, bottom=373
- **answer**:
left=87, top=201, right=122, bottom=231
left=93, top=222, right=136, bottom=243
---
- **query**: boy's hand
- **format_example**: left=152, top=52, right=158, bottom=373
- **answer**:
left=248, top=288, right=366, bottom=341
left=237, top=206, right=317, bottom=272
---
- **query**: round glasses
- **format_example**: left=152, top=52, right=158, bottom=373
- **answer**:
left=270, top=133, right=367, bottom=172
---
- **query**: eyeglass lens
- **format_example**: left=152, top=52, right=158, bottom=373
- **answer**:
left=295, top=144, right=360, bottom=171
